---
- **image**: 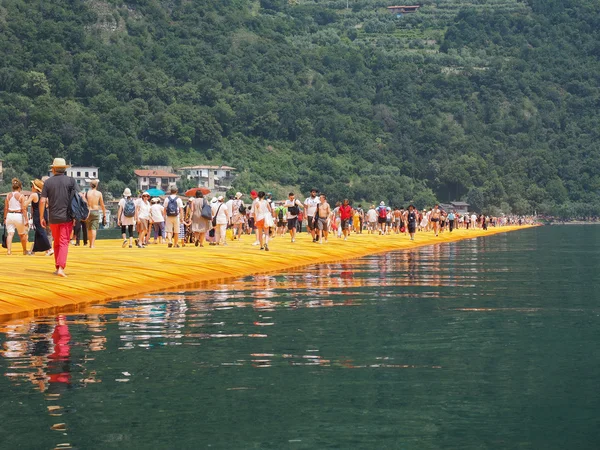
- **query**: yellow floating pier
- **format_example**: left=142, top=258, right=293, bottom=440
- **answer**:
left=0, top=226, right=532, bottom=323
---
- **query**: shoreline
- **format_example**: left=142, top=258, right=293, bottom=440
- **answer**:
left=0, top=225, right=534, bottom=323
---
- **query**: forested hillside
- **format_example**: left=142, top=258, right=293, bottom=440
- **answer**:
left=1, top=0, right=599, bottom=215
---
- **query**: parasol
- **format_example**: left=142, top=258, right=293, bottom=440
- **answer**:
left=185, top=187, right=211, bottom=197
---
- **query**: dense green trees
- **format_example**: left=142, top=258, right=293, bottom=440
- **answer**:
left=0, top=0, right=599, bottom=214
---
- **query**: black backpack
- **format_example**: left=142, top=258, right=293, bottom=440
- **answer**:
left=239, top=203, right=246, bottom=215
left=69, top=180, right=89, bottom=221
left=278, top=208, right=284, bottom=221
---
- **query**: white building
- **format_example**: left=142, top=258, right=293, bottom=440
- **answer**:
left=66, top=166, right=99, bottom=190
left=176, top=165, right=236, bottom=190
left=134, top=169, right=180, bottom=193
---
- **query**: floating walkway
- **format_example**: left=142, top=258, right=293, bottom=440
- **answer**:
left=0, top=226, right=532, bottom=323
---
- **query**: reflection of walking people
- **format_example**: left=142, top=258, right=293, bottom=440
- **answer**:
left=40, top=158, right=79, bottom=277
left=26, top=179, right=52, bottom=255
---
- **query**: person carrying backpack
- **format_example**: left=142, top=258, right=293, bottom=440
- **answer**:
left=118, top=188, right=136, bottom=248
left=163, top=186, right=184, bottom=248
left=377, top=201, right=388, bottom=235
left=283, top=192, right=303, bottom=243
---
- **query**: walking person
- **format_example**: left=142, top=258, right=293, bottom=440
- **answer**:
left=406, top=204, right=418, bottom=240
left=39, top=158, right=79, bottom=277
left=211, top=195, right=230, bottom=246
left=163, top=187, right=184, bottom=248
left=135, top=192, right=151, bottom=248
left=231, top=192, right=245, bottom=240
left=117, top=188, right=136, bottom=248
left=254, top=191, right=273, bottom=251
left=190, top=191, right=210, bottom=247
left=85, top=180, right=106, bottom=248
left=304, top=189, right=320, bottom=242
left=149, top=198, right=165, bottom=244
left=3, top=178, right=29, bottom=255
left=315, top=194, right=331, bottom=244
left=447, top=210, right=456, bottom=232
left=26, top=179, right=52, bottom=255
left=283, top=192, right=303, bottom=243
left=339, top=199, right=353, bottom=241
left=71, top=200, right=88, bottom=246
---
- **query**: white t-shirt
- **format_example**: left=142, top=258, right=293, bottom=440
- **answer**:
left=150, top=204, right=165, bottom=222
left=225, top=199, right=234, bottom=218
left=304, top=196, right=320, bottom=217
left=136, top=199, right=151, bottom=220
left=163, top=195, right=183, bottom=216
left=366, top=208, right=378, bottom=222
left=249, top=198, right=259, bottom=218
left=211, top=201, right=229, bottom=225
left=284, top=199, right=302, bottom=219
left=471, top=214, right=477, bottom=224
left=118, top=197, right=135, bottom=226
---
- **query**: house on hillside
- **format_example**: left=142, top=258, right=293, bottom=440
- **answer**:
left=66, top=166, right=99, bottom=190
left=387, top=5, right=420, bottom=15
left=134, top=169, right=180, bottom=193
left=440, top=201, right=470, bottom=214
left=176, top=165, right=236, bottom=191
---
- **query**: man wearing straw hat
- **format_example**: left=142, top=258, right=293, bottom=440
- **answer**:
left=40, top=158, right=79, bottom=277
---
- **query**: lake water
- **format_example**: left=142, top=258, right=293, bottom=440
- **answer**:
left=1, top=226, right=599, bottom=449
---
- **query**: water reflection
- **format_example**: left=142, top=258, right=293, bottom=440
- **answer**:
left=0, top=234, right=543, bottom=448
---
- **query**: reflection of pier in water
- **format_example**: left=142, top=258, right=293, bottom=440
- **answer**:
left=1, top=236, right=517, bottom=446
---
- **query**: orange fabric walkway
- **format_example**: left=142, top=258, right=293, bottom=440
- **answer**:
left=0, top=225, right=532, bottom=323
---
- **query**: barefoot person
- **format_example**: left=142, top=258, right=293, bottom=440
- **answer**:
left=40, top=158, right=79, bottom=277
left=85, top=179, right=106, bottom=248
left=283, top=192, right=303, bottom=243
left=406, top=204, right=418, bottom=240
left=3, top=178, right=29, bottom=255
left=254, top=191, right=272, bottom=251
left=135, top=191, right=151, bottom=248
left=431, top=204, right=441, bottom=236
left=316, top=193, right=331, bottom=243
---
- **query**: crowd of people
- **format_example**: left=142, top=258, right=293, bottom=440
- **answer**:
left=110, top=187, right=532, bottom=250
left=2, top=158, right=534, bottom=276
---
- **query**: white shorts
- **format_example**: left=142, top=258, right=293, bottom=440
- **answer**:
left=6, top=212, right=27, bottom=235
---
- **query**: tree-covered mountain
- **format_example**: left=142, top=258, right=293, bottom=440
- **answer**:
left=0, top=0, right=599, bottom=215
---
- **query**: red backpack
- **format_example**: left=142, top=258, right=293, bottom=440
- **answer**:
left=378, top=207, right=387, bottom=219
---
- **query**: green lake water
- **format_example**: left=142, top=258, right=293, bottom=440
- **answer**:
left=1, top=226, right=599, bottom=449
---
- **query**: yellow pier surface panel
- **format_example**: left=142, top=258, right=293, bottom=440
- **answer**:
left=0, top=226, right=533, bottom=322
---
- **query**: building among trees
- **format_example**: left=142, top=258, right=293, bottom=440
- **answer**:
left=134, top=169, right=180, bottom=193
left=66, top=166, right=99, bottom=190
left=176, top=165, right=236, bottom=191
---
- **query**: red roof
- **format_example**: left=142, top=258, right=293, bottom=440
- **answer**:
left=134, top=169, right=180, bottom=178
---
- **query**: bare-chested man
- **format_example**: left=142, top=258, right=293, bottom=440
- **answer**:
left=86, top=180, right=106, bottom=248
left=431, top=204, right=441, bottom=236
left=316, top=194, right=331, bottom=244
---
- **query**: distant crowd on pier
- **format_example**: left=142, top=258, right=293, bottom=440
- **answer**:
left=3, top=159, right=535, bottom=277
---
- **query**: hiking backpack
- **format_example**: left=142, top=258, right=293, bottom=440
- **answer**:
left=166, top=197, right=179, bottom=216
left=123, top=197, right=136, bottom=217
